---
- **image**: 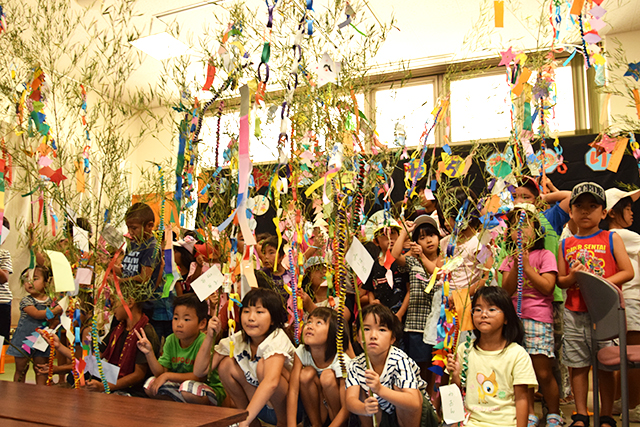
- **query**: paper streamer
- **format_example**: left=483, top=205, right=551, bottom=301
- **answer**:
left=494, top=1, right=504, bottom=27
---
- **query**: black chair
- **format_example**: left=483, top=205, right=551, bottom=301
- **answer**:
left=575, top=271, right=640, bottom=427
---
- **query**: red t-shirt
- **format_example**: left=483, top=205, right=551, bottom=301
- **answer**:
left=562, top=230, right=618, bottom=312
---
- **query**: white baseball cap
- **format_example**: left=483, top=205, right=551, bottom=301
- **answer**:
left=605, top=188, right=640, bottom=211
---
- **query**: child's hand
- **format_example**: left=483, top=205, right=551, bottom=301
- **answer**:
left=364, top=395, right=379, bottom=416
left=148, top=373, right=169, bottom=396
left=364, top=368, right=382, bottom=394
left=85, top=379, right=105, bottom=392
left=409, top=242, right=423, bottom=257
left=49, top=333, right=61, bottom=349
left=207, top=316, right=222, bottom=338
left=134, top=329, right=153, bottom=355
left=569, top=260, right=587, bottom=273
left=447, top=353, right=461, bottom=377
left=404, top=221, right=415, bottom=233
left=522, top=251, right=531, bottom=268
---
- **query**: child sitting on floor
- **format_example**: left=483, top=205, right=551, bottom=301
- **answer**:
left=135, top=293, right=225, bottom=405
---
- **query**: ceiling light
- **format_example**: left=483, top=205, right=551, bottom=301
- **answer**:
left=130, top=32, right=190, bottom=61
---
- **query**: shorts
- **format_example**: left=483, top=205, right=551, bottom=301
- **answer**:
left=143, top=377, right=219, bottom=405
left=562, top=308, right=612, bottom=368
left=522, top=318, right=554, bottom=358
left=625, top=298, right=640, bottom=332
left=404, top=332, right=433, bottom=364
left=258, top=396, right=304, bottom=425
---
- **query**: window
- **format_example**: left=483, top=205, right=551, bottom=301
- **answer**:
left=375, top=82, right=435, bottom=147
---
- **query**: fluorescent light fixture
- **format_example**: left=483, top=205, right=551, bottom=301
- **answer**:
left=130, top=32, right=190, bottom=61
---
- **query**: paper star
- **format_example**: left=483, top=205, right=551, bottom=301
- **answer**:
left=499, top=47, right=516, bottom=66
left=624, top=62, right=640, bottom=82
left=49, top=168, right=67, bottom=185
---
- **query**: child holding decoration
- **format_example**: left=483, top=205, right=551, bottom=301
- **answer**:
left=135, top=293, right=224, bottom=404
left=499, top=204, right=561, bottom=427
left=8, top=266, right=62, bottom=384
left=346, top=304, right=437, bottom=427
left=193, top=288, right=295, bottom=427
left=447, top=286, right=537, bottom=427
left=287, top=307, right=351, bottom=427
left=557, top=183, right=633, bottom=427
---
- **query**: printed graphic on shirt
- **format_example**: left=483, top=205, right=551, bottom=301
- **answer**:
left=122, top=251, right=141, bottom=277
left=477, top=371, right=499, bottom=404
left=565, top=243, right=606, bottom=276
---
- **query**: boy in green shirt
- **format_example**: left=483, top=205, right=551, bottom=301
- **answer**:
left=136, top=293, right=225, bottom=404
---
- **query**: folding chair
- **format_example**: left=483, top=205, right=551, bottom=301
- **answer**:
left=575, top=271, right=640, bottom=427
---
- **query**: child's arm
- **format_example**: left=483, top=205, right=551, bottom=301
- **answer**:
left=147, top=371, right=203, bottom=396
left=469, top=254, right=493, bottom=296
left=23, top=304, right=62, bottom=320
left=123, top=264, right=154, bottom=285
left=86, top=363, right=148, bottom=392
left=328, top=378, right=350, bottom=427
left=557, top=245, right=586, bottom=289
left=608, top=233, right=635, bottom=287
left=446, top=352, right=462, bottom=388
left=346, top=384, right=376, bottom=416
left=244, top=353, right=286, bottom=426
left=364, top=368, right=422, bottom=413
left=503, top=253, right=556, bottom=296
left=395, top=291, right=410, bottom=321
left=515, top=385, right=529, bottom=427
left=418, top=249, right=438, bottom=274
left=391, top=223, right=414, bottom=267
left=193, top=316, right=224, bottom=377
left=134, top=329, right=166, bottom=377
left=286, top=355, right=303, bottom=427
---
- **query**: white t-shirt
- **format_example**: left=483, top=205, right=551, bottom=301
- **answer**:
left=457, top=341, right=537, bottom=427
left=612, top=228, right=640, bottom=300
left=295, top=345, right=351, bottom=378
left=215, top=328, right=295, bottom=386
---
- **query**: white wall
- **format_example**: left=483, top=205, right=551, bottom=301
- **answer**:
left=605, top=29, right=640, bottom=128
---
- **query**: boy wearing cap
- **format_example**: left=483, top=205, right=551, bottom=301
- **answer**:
left=558, top=182, right=633, bottom=427
left=362, top=220, right=409, bottom=319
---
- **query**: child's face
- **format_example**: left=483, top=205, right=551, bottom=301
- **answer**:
left=611, top=204, right=634, bottom=228
left=109, top=295, right=128, bottom=322
left=303, top=315, right=329, bottom=346
left=374, top=228, right=400, bottom=253
left=472, top=296, right=505, bottom=335
left=263, top=246, right=279, bottom=270
left=172, top=305, right=205, bottom=342
left=570, top=194, right=606, bottom=231
left=416, top=231, right=439, bottom=256
left=126, top=219, right=153, bottom=243
left=241, top=300, right=272, bottom=339
left=513, top=186, right=536, bottom=204
left=23, top=269, right=46, bottom=296
left=310, top=266, right=326, bottom=287
left=509, top=216, right=536, bottom=246
left=362, top=313, right=395, bottom=358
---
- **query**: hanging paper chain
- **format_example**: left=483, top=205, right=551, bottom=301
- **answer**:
left=92, top=314, right=110, bottom=393
left=516, top=210, right=526, bottom=317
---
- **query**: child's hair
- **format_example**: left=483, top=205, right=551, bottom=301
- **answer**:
left=174, top=245, right=196, bottom=271
left=2, top=216, right=9, bottom=230
left=364, top=241, right=381, bottom=261
left=602, top=196, right=633, bottom=230
left=472, top=286, right=524, bottom=348
left=20, top=265, right=52, bottom=283
left=516, top=176, right=540, bottom=199
left=173, top=293, right=208, bottom=322
left=304, top=307, right=340, bottom=362
left=261, top=236, right=286, bottom=256
left=256, top=232, right=274, bottom=246
left=505, top=208, right=545, bottom=252
left=361, top=303, right=402, bottom=341
left=125, top=202, right=155, bottom=225
left=443, top=186, right=481, bottom=233
left=240, top=288, right=288, bottom=342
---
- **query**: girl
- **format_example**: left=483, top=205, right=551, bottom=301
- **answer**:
left=604, top=187, right=640, bottom=419
left=8, top=266, right=62, bottom=385
left=391, top=215, right=442, bottom=387
left=440, top=187, right=493, bottom=334
left=447, top=286, right=537, bottom=427
left=300, top=256, right=331, bottom=313
left=346, top=303, right=436, bottom=427
left=500, top=205, right=561, bottom=427
left=288, top=307, right=351, bottom=427
left=193, top=288, right=295, bottom=427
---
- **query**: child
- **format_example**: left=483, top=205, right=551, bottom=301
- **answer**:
left=7, top=266, right=62, bottom=384
left=300, top=256, right=331, bottom=313
left=135, top=293, right=225, bottom=405
left=288, top=307, right=351, bottom=427
left=346, top=304, right=435, bottom=427
left=500, top=204, right=562, bottom=427
left=604, top=187, right=640, bottom=419
left=362, top=220, right=409, bottom=319
left=558, top=182, right=634, bottom=427
left=173, top=237, right=196, bottom=295
left=447, top=286, right=538, bottom=427
left=193, top=288, right=295, bottom=427
left=118, top=202, right=161, bottom=286
left=85, top=292, right=160, bottom=395
left=0, top=217, right=13, bottom=357
left=261, top=236, right=290, bottom=305
left=391, top=215, right=442, bottom=384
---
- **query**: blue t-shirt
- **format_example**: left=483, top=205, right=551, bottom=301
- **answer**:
left=122, top=236, right=161, bottom=285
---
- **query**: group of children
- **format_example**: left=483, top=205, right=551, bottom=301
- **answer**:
left=4, top=177, right=640, bottom=427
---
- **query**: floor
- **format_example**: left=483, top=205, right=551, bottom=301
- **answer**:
left=1, top=358, right=639, bottom=426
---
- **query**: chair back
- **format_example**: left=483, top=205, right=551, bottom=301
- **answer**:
left=574, top=271, right=625, bottom=341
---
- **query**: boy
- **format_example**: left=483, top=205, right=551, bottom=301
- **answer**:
left=135, top=293, right=225, bottom=405
left=346, top=304, right=434, bottom=427
left=557, top=182, right=634, bottom=427
left=261, top=236, right=290, bottom=304
left=362, top=219, right=409, bottom=320
left=119, top=202, right=161, bottom=287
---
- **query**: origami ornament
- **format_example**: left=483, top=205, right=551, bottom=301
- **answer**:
left=498, top=47, right=516, bottom=66
left=624, top=62, right=640, bottom=82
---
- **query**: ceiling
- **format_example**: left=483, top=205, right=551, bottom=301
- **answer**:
left=74, top=0, right=640, bottom=101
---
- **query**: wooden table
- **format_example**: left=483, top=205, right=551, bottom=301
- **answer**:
left=0, top=380, right=247, bottom=426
